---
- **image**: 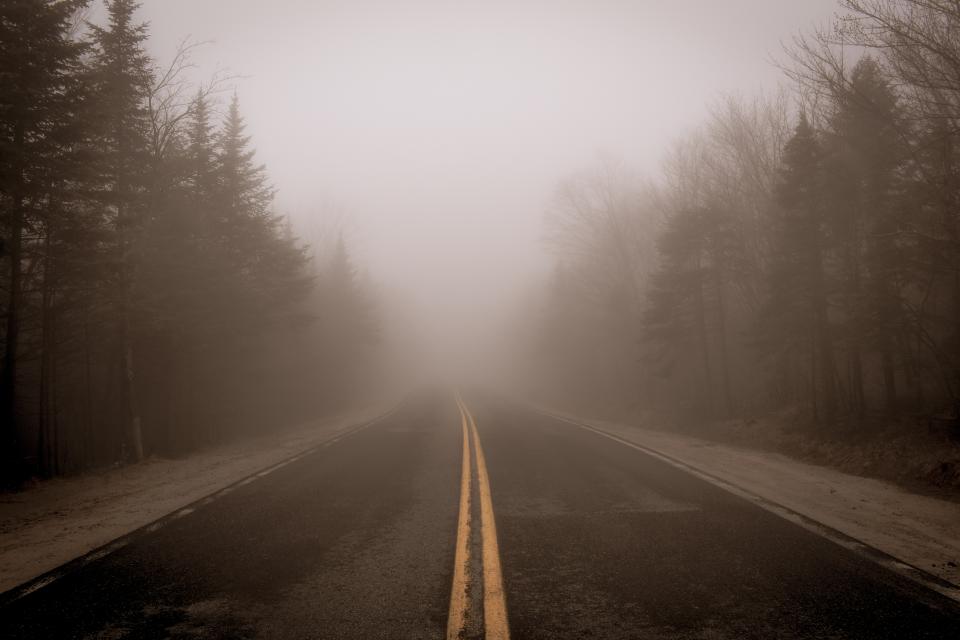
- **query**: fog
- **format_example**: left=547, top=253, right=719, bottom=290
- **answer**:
left=6, top=3, right=960, bottom=636
left=127, top=0, right=837, bottom=372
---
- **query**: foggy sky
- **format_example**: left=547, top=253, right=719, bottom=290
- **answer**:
left=102, top=0, right=839, bottom=368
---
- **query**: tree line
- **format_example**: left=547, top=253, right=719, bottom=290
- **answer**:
left=537, top=0, right=960, bottom=433
left=1, top=0, right=377, bottom=486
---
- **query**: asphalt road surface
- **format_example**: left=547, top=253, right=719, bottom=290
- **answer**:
left=3, top=393, right=959, bottom=639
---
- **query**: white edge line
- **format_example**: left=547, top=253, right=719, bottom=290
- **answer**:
left=538, top=409, right=960, bottom=606
left=0, top=401, right=405, bottom=606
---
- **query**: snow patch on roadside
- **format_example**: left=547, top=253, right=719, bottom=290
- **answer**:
left=546, top=408, right=960, bottom=588
left=0, top=401, right=398, bottom=594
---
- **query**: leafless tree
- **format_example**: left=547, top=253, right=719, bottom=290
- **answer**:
left=148, top=38, right=235, bottom=163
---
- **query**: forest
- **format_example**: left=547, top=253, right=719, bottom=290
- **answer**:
left=6, top=0, right=960, bottom=490
left=536, top=0, right=960, bottom=445
left=0, top=0, right=378, bottom=486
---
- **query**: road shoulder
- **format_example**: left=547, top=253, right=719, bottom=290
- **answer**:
left=538, top=407, right=960, bottom=590
left=0, top=401, right=398, bottom=594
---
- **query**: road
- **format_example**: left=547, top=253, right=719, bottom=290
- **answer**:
left=2, top=393, right=959, bottom=639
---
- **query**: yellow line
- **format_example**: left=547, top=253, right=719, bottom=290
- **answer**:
left=464, top=401, right=511, bottom=640
left=446, top=396, right=472, bottom=640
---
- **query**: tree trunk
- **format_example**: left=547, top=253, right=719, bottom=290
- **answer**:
left=880, top=339, right=898, bottom=415
left=847, top=251, right=866, bottom=421
left=846, top=347, right=863, bottom=417
left=810, top=331, right=819, bottom=421
left=39, top=226, right=58, bottom=477
left=812, top=246, right=838, bottom=424
left=82, top=316, right=95, bottom=470
left=714, top=266, right=734, bottom=417
left=119, top=308, right=143, bottom=461
left=694, top=256, right=714, bottom=415
left=1, top=121, right=26, bottom=485
left=116, top=159, right=143, bottom=462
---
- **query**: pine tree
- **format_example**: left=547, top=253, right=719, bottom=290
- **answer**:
left=315, top=235, right=375, bottom=403
left=823, top=57, right=907, bottom=416
left=0, top=1, right=336, bottom=478
left=762, top=114, right=838, bottom=423
left=135, top=94, right=207, bottom=452
left=215, top=95, right=273, bottom=255
left=87, top=0, right=154, bottom=461
left=187, top=93, right=216, bottom=202
left=907, top=119, right=960, bottom=410
left=0, top=0, right=90, bottom=484
left=642, top=204, right=740, bottom=417
left=215, top=94, right=307, bottom=313
left=328, top=235, right=377, bottom=344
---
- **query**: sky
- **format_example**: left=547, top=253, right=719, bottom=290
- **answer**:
left=94, top=0, right=841, bottom=369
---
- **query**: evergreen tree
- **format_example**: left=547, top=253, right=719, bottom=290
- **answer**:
left=761, top=114, right=838, bottom=423
left=187, top=93, right=216, bottom=201
left=823, top=57, right=907, bottom=416
left=215, top=95, right=273, bottom=256
left=87, top=0, right=154, bottom=461
left=327, top=235, right=377, bottom=345
left=0, top=1, right=349, bottom=480
left=642, top=204, right=739, bottom=417
left=0, top=0, right=90, bottom=484
left=215, top=94, right=307, bottom=316
left=907, top=119, right=960, bottom=409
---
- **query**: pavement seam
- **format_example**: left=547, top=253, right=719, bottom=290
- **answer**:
left=0, top=404, right=404, bottom=609
left=538, top=409, right=960, bottom=607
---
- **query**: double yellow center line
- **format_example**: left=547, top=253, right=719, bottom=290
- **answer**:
left=448, top=394, right=510, bottom=640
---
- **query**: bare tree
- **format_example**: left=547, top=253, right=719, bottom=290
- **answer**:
left=545, top=156, right=657, bottom=311
left=148, top=38, right=235, bottom=163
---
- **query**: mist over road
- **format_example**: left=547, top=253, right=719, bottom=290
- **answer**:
left=2, top=393, right=958, bottom=639
left=5, top=2, right=960, bottom=637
